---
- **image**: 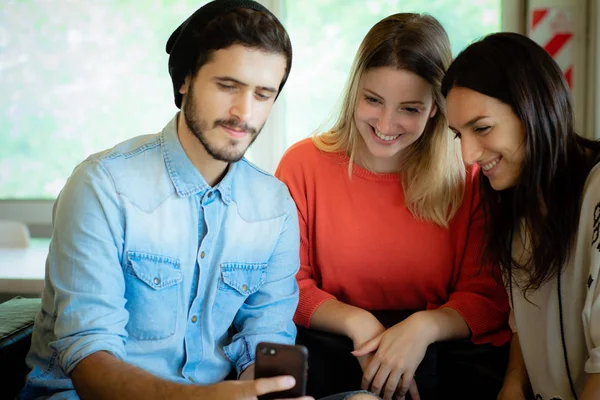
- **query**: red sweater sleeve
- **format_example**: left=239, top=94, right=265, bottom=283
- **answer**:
left=433, top=166, right=511, bottom=345
left=275, top=141, right=335, bottom=328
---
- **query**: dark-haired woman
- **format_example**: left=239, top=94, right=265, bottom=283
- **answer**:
left=443, top=32, right=600, bottom=400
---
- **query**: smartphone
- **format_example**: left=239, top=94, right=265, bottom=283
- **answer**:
left=254, top=342, right=308, bottom=400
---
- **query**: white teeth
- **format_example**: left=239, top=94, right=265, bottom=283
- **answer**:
left=374, top=128, right=400, bottom=141
left=481, top=158, right=500, bottom=171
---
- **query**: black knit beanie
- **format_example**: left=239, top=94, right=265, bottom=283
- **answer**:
left=166, top=0, right=290, bottom=108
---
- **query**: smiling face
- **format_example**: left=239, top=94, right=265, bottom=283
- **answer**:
left=446, top=86, right=526, bottom=191
left=179, top=44, right=287, bottom=163
left=353, top=67, right=437, bottom=172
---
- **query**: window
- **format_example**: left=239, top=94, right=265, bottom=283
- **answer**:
left=1, top=1, right=209, bottom=200
left=0, top=0, right=504, bottom=234
left=281, top=0, right=501, bottom=155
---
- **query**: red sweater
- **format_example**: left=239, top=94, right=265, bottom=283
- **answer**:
left=275, top=138, right=510, bottom=346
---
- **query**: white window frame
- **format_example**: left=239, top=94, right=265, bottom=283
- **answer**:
left=0, top=0, right=526, bottom=237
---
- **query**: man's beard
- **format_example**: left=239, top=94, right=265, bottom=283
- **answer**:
left=183, top=91, right=262, bottom=163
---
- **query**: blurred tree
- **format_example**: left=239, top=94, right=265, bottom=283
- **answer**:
left=0, top=0, right=206, bottom=198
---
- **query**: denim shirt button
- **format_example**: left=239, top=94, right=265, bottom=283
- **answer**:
left=153, top=277, right=161, bottom=285
left=191, top=315, right=198, bottom=323
left=200, top=251, right=205, bottom=259
left=207, top=192, right=213, bottom=198
left=242, top=284, right=248, bottom=292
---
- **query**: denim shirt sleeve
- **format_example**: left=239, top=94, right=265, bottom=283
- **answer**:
left=49, top=158, right=128, bottom=375
left=223, top=195, right=300, bottom=375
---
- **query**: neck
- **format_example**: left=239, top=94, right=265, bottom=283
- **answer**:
left=355, top=141, right=402, bottom=174
left=176, top=113, right=229, bottom=187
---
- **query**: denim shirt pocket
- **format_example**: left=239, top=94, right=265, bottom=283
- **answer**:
left=124, top=251, right=182, bottom=340
left=213, top=263, right=267, bottom=333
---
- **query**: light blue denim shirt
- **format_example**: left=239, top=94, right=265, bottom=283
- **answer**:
left=20, top=114, right=300, bottom=399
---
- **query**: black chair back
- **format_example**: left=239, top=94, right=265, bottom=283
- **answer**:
left=0, top=297, right=41, bottom=399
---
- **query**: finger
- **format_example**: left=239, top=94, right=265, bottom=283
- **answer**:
left=382, top=370, right=403, bottom=400
left=370, top=365, right=392, bottom=398
left=361, top=357, right=381, bottom=391
left=352, top=335, right=382, bottom=357
left=253, top=375, right=296, bottom=396
left=408, top=379, right=420, bottom=400
left=394, top=372, right=415, bottom=399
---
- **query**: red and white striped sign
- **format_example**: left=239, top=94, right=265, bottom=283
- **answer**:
left=529, top=7, right=574, bottom=88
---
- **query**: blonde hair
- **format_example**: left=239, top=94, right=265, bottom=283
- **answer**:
left=314, top=13, right=465, bottom=227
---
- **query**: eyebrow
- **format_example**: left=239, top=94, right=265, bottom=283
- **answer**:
left=449, top=115, right=489, bottom=131
left=213, top=76, right=278, bottom=94
left=363, top=89, right=425, bottom=105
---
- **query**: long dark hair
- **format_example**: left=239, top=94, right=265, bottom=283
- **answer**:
left=441, top=32, right=600, bottom=294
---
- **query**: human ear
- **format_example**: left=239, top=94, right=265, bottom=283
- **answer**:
left=179, top=75, right=191, bottom=95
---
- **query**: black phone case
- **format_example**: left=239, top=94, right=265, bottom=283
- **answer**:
left=255, top=342, right=308, bottom=400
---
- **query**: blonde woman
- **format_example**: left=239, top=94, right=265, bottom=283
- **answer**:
left=275, top=14, right=510, bottom=400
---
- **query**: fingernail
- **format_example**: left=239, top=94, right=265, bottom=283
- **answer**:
left=283, top=376, right=295, bottom=385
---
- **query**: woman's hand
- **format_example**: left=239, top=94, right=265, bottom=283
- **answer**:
left=352, top=312, right=434, bottom=400
left=347, top=312, right=386, bottom=373
left=348, top=312, right=386, bottom=350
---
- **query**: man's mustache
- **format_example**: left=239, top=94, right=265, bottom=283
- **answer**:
left=214, top=119, right=257, bottom=135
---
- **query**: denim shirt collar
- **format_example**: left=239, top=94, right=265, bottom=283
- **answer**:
left=161, top=113, right=235, bottom=204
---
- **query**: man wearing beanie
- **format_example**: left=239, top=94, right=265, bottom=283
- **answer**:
left=18, top=1, right=357, bottom=399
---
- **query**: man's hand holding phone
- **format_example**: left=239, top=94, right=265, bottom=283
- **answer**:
left=204, top=375, right=313, bottom=400
left=254, top=342, right=310, bottom=400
